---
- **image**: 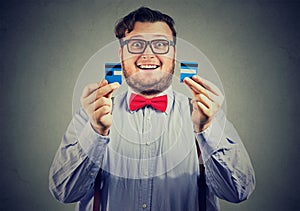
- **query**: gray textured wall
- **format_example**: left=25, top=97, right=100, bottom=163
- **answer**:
left=1, top=0, right=299, bottom=210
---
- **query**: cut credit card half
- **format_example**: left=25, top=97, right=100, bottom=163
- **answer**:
left=105, top=63, right=122, bottom=84
left=180, top=62, right=198, bottom=82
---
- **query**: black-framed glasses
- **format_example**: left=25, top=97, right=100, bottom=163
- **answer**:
left=120, top=39, right=175, bottom=54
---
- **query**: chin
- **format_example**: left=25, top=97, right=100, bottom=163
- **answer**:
left=125, top=71, right=173, bottom=95
left=122, top=60, right=175, bottom=95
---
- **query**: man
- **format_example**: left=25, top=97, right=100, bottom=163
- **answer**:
left=49, top=7, right=255, bottom=211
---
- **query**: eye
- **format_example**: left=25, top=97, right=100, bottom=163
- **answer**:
left=153, top=40, right=168, bottom=49
left=130, top=41, right=144, bottom=49
left=157, top=42, right=166, bottom=47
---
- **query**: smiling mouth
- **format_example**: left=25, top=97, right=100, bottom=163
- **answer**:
left=137, top=64, right=160, bottom=70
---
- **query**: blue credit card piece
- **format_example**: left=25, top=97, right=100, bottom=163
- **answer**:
left=105, top=63, right=122, bottom=84
left=180, top=62, right=198, bottom=82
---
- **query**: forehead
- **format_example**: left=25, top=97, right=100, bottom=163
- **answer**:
left=125, top=21, right=173, bottom=39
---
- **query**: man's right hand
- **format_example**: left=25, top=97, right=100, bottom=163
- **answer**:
left=80, top=80, right=120, bottom=136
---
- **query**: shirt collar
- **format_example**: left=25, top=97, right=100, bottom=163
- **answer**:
left=126, top=86, right=174, bottom=115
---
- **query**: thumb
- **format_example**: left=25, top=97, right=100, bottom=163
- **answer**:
left=106, top=82, right=120, bottom=98
left=98, top=79, right=109, bottom=88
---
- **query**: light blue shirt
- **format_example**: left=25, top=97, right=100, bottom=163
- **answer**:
left=49, top=87, right=255, bottom=211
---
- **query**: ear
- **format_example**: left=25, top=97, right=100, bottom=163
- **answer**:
left=173, top=47, right=177, bottom=59
left=118, top=47, right=123, bottom=63
left=172, top=47, right=177, bottom=66
left=118, top=47, right=122, bottom=58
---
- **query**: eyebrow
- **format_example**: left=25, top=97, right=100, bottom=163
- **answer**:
left=129, top=34, right=169, bottom=39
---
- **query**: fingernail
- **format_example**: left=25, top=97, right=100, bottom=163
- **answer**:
left=114, top=83, right=120, bottom=88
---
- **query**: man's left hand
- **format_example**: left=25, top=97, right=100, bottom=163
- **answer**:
left=184, top=75, right=224, bottom=132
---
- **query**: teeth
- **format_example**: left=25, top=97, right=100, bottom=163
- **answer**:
left=138, top=64, right=159, bottom=69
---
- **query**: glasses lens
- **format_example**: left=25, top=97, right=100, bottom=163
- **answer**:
left=125, top=39, right=171, bottom=54
left=151, top=40, right=169, bottom=53
left=127, top=39, right=146, bottom=53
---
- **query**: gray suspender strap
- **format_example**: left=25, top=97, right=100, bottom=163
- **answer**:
left=189, top=97, right=207, bottom=211
left=92, top=97, right=116, bottom=211
left=93, top=96, right=115, bottom=211
left=93, top=97, right=206, bottom=211
left=197, top=142, right=207, bottom=211
left=93, top=170, right=101, bottom=211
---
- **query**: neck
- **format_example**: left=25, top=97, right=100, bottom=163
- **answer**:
left=130, top=88, right=167, bottom=98
left=139, top=91, right=162, bottom=98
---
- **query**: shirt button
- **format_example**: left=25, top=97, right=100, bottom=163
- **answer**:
left=144, top=170, right=148, bottom=176
left=90, top=172, right=94, bottom=176
left=142, top=204, right=147, bottom=209
left=146, top=141, right=150, bottom=146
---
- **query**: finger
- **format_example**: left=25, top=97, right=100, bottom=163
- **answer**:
left=197, top=102, right=211, bottom=117
left=184, top=77, right=211, bottom=99
left=94, top=105, right=112, bottom=119
left=98, top=79, right=109, bottom=88
left=191, top=75, right=221, bottom=96
left=98, top=113, right=113, bottom=129
left=184, top=77, right=208, bottom=94
left=99, top=113, right=112, bottom=123
left=185, top=77, right=221, bottom=102
left=97, top=82, right=120, bottom=98
left=84, top=82, right=120, bottom=104
left=191, top=94, right=213, bottom=109
left=106, top=88, right=115, bottom=99
left=81, top=83, right=100, bottom=99
left=91, top=97, right=112, bottom=111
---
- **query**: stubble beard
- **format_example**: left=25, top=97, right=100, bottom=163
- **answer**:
left=122, top=60, right=175, bottom=96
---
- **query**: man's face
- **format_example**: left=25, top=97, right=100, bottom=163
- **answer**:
left=120, top=21, right=176, bottom=96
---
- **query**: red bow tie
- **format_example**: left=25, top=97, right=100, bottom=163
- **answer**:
left=129, top=94, right=168, bottom=112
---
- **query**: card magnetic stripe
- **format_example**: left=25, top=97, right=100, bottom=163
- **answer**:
left=180, top=62, right=198, bottom=82
left=181, top=62, right=198, bottom=68
left=105, top=63, right=122, bottom=84
left=105, top=63, right=122, bottom=69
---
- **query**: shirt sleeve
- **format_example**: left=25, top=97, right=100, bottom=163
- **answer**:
left=49, top=108, right=109, bottom=203
left=195, top=110, right=256, bottom=203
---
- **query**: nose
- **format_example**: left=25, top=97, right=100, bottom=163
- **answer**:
left=141, top=43, right=155, bottom=59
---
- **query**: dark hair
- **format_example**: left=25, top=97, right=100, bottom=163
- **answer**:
left=115, top=7, right=176, bottom=41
